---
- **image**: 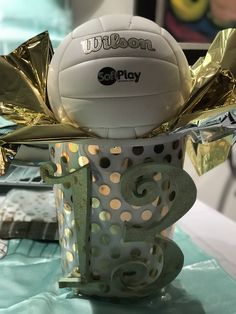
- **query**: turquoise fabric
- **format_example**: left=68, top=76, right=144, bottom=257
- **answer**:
left=1, top=228, right=236, bottom=313
left=0, top=0, right=72, bottom=54
left=0, top=0, right=70, bottom=33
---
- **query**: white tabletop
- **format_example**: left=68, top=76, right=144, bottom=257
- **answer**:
left=178, top=200, right=236, bottom=279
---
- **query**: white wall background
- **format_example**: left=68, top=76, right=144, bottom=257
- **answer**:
left=184, top=154, right=236, bottom=222
left=71, top=0, right=135, bottom=27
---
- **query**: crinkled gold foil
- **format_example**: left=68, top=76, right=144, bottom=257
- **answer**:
left=0, top=31, right=53, bottom=118
left=0, top=144, right=18, bottom=176
left=0, top=102, right=55, bottom=126
left=147, top=69, right=235, bottom=140
left=0, top=124, right=96, bottom=145
left=0, top=31, right=54, bottom=172
left=182, top=28, right=236, bottom=174
left=186, top=135, right=233, bottom=175
left=0, top=32, right=95, bottom=173
left=148, top=29, right=236, bottom=174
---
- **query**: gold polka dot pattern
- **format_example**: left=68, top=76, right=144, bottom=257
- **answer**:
left=153, top=172, right=162, bottom=182
left=88, top=145, right=99, bottom=155
left=91, top=223, right=101, bottom=233
left=141, top=209, right=153, bottom=221
left=78, top=156, right=89, bottom=167
left=99, top=211, right=111, bottom=221
left=120, top=211, right=132, bottom=222
left=66, top=251, right=74, bottom=262
left=64, top=203, right=72, bottom=214
left=110, top=146, right=122, bottom=155
left=92, top=197, right=100, bottom=209
left=68, top=143, right=79, bottom=153
left=72, top=243, right=78, bottom=253
left=109, top=199, right=121, bottom=210
left=109, top=224, right=121, bottom=235
left=98, top=185, right=111, bottom=196
left=65, top=228, right=73, bottom=239
left=56, top=163, right=62, bottom=175
left=109, top=172, right=121, bottom=183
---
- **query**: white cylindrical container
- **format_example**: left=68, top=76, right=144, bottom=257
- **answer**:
left=47, top=135, right=195, bottom=297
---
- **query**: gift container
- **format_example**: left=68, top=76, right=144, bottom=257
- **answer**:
left=42, top=135, right=196, bottom=298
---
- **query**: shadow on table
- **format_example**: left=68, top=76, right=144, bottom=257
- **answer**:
left=69, top=281, right=206, bottom=314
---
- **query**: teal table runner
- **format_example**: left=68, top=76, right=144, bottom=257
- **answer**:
left=0, top=0, right=72, bottom=54
left=0, top=227, right=236, bottom=314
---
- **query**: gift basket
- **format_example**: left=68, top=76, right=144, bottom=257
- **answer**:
left=0, top=14, right=236, bottom=298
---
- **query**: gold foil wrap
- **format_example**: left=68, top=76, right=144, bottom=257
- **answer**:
left=0, top=29, right=236, bottom=175
left=0, top=144, right=18, bottom=176
left=0, top=31, right=53, bottom=118
left=186, top=135, right=233, bottom=175
left=149, top=29, right=236, bottom=174
left=0, top=32, right=95, bottom=173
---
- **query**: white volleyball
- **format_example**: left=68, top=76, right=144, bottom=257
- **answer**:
left=47, top=14, right=191, bottom=139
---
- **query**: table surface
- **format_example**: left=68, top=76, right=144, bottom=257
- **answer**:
left=178, top=199, right=236, bottom=279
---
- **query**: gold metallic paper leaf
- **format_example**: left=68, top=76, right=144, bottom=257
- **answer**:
left=0, top=103, right=55, bottom=126
left=0, top=31, right=53, bottom=117
left=186, top=136, right=233, bottom=175
left=0, top=144, right=18, bottom=176
left=0, top=31, right=56, bottom=173
left=147, top=29, right=236, bottom=174
left=149, top=29, right=236, bottom=136
left=0, top=124, right=96, bottom=145
left=0, top=32, right=95, bottom=173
